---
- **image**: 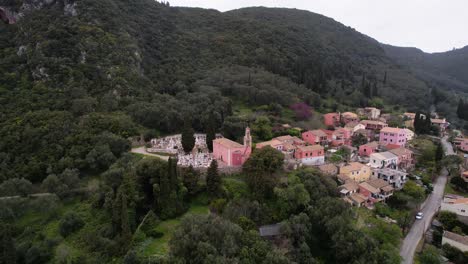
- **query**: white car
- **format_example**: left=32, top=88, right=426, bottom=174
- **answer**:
left=415, top=212, right=424, bottom=220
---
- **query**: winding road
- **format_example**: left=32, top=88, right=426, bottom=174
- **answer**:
left=399, top=136, right=454, bottom=264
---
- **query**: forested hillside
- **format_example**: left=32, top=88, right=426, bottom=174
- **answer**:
left=0, top=0, right=439, bottom=182
left=0, top=0, right=457, bottom=263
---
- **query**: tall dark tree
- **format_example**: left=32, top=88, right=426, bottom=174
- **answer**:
left=182, top=165, right=200, bottom=196
left=1, top=224, right=16, bottom=264
left=243, top=146, right=284, bottom=200
left=168, top=157, right=179, bottom=190
left=181, top=117, right=195, bottom=153
left=120, top=189, right=132, bottom=252
left=383, top=71, right=387, bottom=84
left=206, top=160, right=221, bottom=197
left=205, top=114, right=216, bottom=152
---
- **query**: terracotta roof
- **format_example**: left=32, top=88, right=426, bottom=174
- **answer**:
left=350, top=193, right=367, bottom=204
left=360, top=120, right=387, bottom=126
left=371, top=151, right=397, bottom=160
left=381, top=127, right=403, bottom=134
left=308, top=129, right=328, bottom=137
left=275, top=135, right=293, bottom=141
left=345, top=121, right=360, bottom=128
left=214, top=138, right=244, bottom=148
left=342, top=112, right=358, bottom=118
left=338, top=173, right=351, bottom=183
left=381, top=185, right=395, bottom=192
left=297, top=145, right=324, bottom=152
left=341, top=162, right=368, bottom=172
left=359, top=182, right=379, bottom=194
left=389, top=147, right=413, bottom=156
left=385, top=144, right=402, bottom=150
left=340, top=181, right=360, bottom=192
left=443, top=231, right=468, bottom=246
left=449, top=198, right=468, bottom=204
left=256, top=139, right=282, bottom=148
left=318, top=164, right=337, bottom=174
left=367, top=178, right=390, bottom=189
left=431, top=118, right=447, bottom=124
left=362, top=141, right=379, bottom=148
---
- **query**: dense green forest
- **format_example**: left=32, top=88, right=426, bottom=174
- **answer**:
left=0, top=0, right=461, bottom=263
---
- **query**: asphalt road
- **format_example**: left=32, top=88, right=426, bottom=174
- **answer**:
left=399, top=136, right=454, bottom=263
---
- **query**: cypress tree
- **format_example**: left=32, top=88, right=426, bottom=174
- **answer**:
left=181, top=117, right=195, bottom=153
left=435, top=142, right=444, bottom=163
left=182, top=165, right=200, bottom=195
left=120, top=190, right=132, bottom=253
left=206, top=160, right=221, bottom=197
left=168, top=157, right=179, bottom=191
left=1, top=225, right=16, bottom=264
left=112, top=190, right=122, bottom=236
left=414, top=112, right=422, bottom=134
left=383, top=71, right=387, bottom=84
left=457, top=99, right=464, bottom=119
left=205, top=112, right=217, bottom=152
left=372, top=82, right=378, bottom=97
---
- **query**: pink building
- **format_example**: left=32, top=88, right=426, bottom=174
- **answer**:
left=323, top=113, right=340, bottom=127
left=294, top=145, right=325, bottom=165
left=389, top=147, right=415, bottom=170
left=330, top=128, right=351, bottom=146
left=379, top=127, right=407, bottom=147
left=302, top=130, right=328, bottom=145
left=213, top=128, right=252, bottom=166
left=359, top=141, right=379, bottom=157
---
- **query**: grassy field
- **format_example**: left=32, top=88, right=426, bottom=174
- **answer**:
left=444, top=178, right=468, bottom=197
left=140, top=194, right=210, bottom=257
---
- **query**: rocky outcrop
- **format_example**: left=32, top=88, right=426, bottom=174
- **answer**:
left=0, top=0, right=77, bottom=24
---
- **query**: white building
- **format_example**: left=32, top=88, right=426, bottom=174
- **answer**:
left=402, top=128, right=415, bottom=141
left=441, top=195, right=468, bottom=224
left=369, top=151, right=398, bottom=169
left=442, top=231, right=468, bottom=252
left=371, top=168, right=408, bottom=189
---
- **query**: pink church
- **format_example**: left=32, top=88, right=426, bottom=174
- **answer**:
left=213, top=128, right=252, bottom=167
left=379, top=127, right=407, bottom=147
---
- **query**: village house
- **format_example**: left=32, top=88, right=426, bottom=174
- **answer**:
left=323, top=128, right=351, bottom=147
left=359, top=141, right=379, bottom=157
left=213, top=127, right=252, bottom=167
left=302, top=129, right=328, bottom=145
left=367, top=178, right=394, bottom=200
left=360, top=120, right=388, bottom=131
left=337, top=173, right=352, bottom=184
left=389, top=147, right=415, bottom=170
left=323, top=112, right=341, bottom=127
left=403, top=112, right=417, bottom=120
left=431, top=118, right=450, bottom=133
left=462, top=171, right=468, bottom=182
left=341, top=112, right=360, bottom=124
left=379, top=127, right=407, bottom=146
left=402, top=128, right=415, bottom=141
left=338, top=181, right=360, bottom=197
left=358, top=181, right=381, bottom=204
left=257, top=135, right=306, bottom=159
left=454, top=137, right=468, bottom=152
left=294, top=145, right=325, bottom=165
left=371, top=168, right=407, bottom=189
left=442, top=231, right=468, bottom=252
left=318, top=163, right=338, bottom=175
left=345, top=121, right=366, bottom=134
left=345, top=193, right=368, bottom=207
left=357, top=107, right=381, bottom=120
left=441, top=195, right=468, bottom=224
left=339, top=162, right=371, bottom=182
left=369, top=151, right=398, bottom=169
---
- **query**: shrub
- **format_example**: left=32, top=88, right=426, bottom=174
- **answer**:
left=59, top=212, right=85, bottom=237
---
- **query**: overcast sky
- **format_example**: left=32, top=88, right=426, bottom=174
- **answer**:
left=169, top=0, right=468, bottom=53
